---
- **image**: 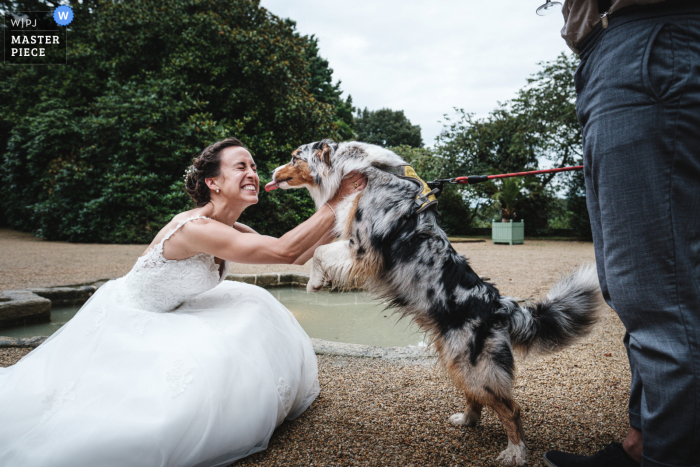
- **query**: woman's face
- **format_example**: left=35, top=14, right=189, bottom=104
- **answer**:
left=209, top=147, right=259, bottom=206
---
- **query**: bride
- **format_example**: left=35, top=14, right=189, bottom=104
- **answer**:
left=0, top=138, right=366, bottom=467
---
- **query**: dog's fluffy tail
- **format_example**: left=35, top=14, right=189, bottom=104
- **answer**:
left=505, top=264, right=605, bottom=356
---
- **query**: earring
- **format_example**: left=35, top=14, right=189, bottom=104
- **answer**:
left=216, top=188, right=220, bottom=193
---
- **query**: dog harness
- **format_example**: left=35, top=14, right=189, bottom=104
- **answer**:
left=384, top=165, right=439, bottom=214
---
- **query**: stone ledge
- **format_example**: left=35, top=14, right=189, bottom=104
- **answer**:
left=310, top=338, right=436, bottom=360
left=0, top=285, right=98, bottom=330
left=226, top=273, right=310, bottom=288
left=0, top=290, right=51, bottom=329
left=27, top=286, right=97, bottom=307
left=225, top=273, right=365, bottom=292
left=0, top=335, right=48, bottom=348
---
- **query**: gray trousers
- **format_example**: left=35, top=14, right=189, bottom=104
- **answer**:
left=575, top=3, right=700, bottom=466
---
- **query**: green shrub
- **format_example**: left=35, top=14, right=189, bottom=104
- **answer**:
left=1, top=0, right=341, bottom=242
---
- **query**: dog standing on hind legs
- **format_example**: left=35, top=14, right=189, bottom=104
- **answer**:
left=267, top=140, right=605, bottom=466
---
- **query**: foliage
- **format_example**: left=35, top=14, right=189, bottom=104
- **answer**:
left=303, top=34, right=356, bottom=141
left=355, top=108, right=423, bottom=148
left=546, top=197, right=570, bottom=230
left=0, top=0, right=347, bottom=242
left=389, top=146, right=439, bottom=179
left=512, top=53, right=582, bottom=179
left=437, top=110, right=536, bottom=177
left=484, top=177, right=542, bottom=222
left=434, top=53, right=587, bottom=235
left=0, top=5, right=590, bottom=243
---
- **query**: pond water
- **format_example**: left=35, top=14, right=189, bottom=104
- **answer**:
left=1, top=306, right=81, bottom=340
left=269, top=287, right=424, bottom=347
left=2, top=287, right=424, bottom=347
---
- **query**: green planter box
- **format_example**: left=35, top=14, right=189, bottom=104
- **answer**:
left=492, top=220, right=524, bottom=245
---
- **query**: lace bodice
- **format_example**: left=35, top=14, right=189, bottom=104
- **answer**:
left=121, top=216, right=229, bottom=313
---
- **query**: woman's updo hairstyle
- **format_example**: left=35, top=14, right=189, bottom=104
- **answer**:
left=184, top=138, right=246, bottom=207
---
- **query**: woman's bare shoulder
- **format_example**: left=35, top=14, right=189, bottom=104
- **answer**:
left=142, top=210, right=212, bottom=253
left=159, top=211, right=202, bottom=232
left=172, top=209, right=205, bottom=222
left=144, top=211, right=229, bottom=259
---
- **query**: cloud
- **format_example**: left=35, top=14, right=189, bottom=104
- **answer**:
left=260, top=0, right=572, bottom=146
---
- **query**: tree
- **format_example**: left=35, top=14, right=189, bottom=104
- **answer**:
left=511, top=53, right=582, bottom=185
left=0, top=0, right=347, bottom=242
left=437, top=109, right=538, bottom=178
left=304, top=34, right=355, bottom=141
left=433, top=53, right=585, bottom=234
left=485, top=177, right=542, bottom=222
left=355, top=108, right=423, bottom=148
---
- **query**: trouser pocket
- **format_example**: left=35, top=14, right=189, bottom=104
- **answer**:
left=642, top=21, right=691, bottom=102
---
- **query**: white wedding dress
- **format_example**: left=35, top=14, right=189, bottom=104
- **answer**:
left=0, top=216, right=320, bottom=467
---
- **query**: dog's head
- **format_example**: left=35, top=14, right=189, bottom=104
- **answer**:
left=265, top=139, right=406, bottom=207
left=265, top=139, right=340, bottom=206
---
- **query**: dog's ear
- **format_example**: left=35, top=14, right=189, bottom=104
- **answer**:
left=320, top=145, right=332, bottom=166
left=317, top=140, right=337, bottom=166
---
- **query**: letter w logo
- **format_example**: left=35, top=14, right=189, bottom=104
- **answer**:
left=57, top=11, right=69, bottom=20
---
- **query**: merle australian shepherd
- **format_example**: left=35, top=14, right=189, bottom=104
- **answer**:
left=266, top=140, right=604, bottom=466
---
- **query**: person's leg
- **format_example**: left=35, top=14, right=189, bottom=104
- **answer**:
left=622, top=426, right=643, bottom=464
left=622, top=331, right=643, bottom=462
left=575, top=21, right=647, bottom=458
left=573, top=12, right=700, bottom=467
left=585, top=143, right=644, bottom=456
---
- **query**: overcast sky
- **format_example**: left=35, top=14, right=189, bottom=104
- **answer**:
left=259, top=0, right=572, bottom=146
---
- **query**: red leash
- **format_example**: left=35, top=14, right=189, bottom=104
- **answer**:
left=427, top=165, right=583, bottom=188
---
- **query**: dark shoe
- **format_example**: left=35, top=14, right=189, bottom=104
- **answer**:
left=544, top=442, right=640, bottom=467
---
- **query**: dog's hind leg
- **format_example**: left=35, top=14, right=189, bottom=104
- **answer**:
left=489, top=396, right=526, bottom=466
left=307, top=240, right=353, bottom=293
left=449, top=393, right=483, bottom=427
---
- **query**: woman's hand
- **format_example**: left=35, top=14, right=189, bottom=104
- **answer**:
left=328, top=172, right=367, bottom=210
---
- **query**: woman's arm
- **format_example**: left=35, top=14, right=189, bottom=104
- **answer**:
left=174, top=173, right=366, bottom=264
left=192, top=205, right=338, bottom=264
left=232, top=222, right=258, bottom=234
left=292, top=228, right=336, bottom=265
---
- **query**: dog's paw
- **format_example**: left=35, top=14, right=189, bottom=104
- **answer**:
left=496, top=441, right=527, bottom=466
left=448, top=411, right=480, bottom=427
left=464, top=409, right=481, bottom=426
left=306, top=277, right=325, bottom=293
left=448, top=413, right=467, bottom=426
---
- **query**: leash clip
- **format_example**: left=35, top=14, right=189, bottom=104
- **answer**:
left=426, top=178, right=457, bottom=197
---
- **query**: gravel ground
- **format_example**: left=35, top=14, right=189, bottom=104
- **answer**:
left=0, top=229, right=310, bottom=291
left=0, top=229, right=629, bottom=466
left=241, top=302, right=630, bottom=466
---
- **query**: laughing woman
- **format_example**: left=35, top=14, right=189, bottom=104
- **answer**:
left=0, top=138, right=365, bottom=467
